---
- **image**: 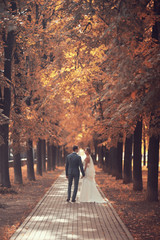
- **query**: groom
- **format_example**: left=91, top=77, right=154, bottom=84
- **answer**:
left=65, top=145, right=85, bottom=202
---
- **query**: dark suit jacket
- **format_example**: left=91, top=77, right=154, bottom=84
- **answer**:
left=65, top=152, right=85, bottom=177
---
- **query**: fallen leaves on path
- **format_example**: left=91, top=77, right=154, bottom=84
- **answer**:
left=95, top=166, right=160, bottom=240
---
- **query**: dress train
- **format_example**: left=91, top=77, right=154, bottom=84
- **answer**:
left=79, top=155, right=105, bottom=203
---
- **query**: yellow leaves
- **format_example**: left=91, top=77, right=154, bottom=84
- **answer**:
left=59, top=103, right=95, bottom=146
left=40, top=76, right=51, bottom=87
left=63, top=67, right=74, bottom=72
left=63, top=43, right=88, bottom=64
left=54, top=0, right=63, bottom=11
left=76, top=133, right=83, bottom=141
left=90, top=44, right=107, bottom=61
left=49, top=69, right=60, bottom=80
left=25, top=107, right=34, bottom=120
left=64, top=50, right=76, bottom=59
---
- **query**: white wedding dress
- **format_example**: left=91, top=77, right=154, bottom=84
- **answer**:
left=79, top=155, right=106, bottom=203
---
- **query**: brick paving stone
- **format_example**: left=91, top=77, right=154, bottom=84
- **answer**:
left=10, top=172, right=134, bottom=240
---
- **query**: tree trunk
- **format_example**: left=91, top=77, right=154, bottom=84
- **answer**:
left=12, top=40, right=25, bottom=184
left=41, top=139, right=46, bottom=172
left=116, top=141, right=123, bottom=179
left=107, top=148, right=112, bottom=175
left=0, top=29, right=15, bottom=187
left=56, top=146, right=60, bottom=166
left=152, top=0, right=160, bottom=43
left=0, top=145, right=2, bottom=185
left=0, top=125, right=11, bottom=187
left=147, top=135, right=159, bottom=201
left=13, top=146, right=23, bottom=184
left=59, top=146, right=63, bottom=166
left=47, top=141, right=52, bottom=171
left=110, top=147, right=117, bottom=177
left=64, top=146, right=68, bottom=163
left=103, top=147, right=109, bottom=172
left=102, top=145, right=106, bottom=171
left=51, top=145, right=56, bottom=170
left=62, top=145, right=65, bottom=166
left=143, top=137, right=146, bottom=166
left=12, top=124, right=23, bottom=184
left=133, top=120, right=143, bottom=191
left=36, top=138, right=42, bottom=176
left=27, top=139, right=35, bottom=181
left=123, top=136, right=132, bottom=184
left=93, top=140, right=98, bottom=164
left=98, top=146, right=103, bottom=168
left=146, top=0, right=160, bottom=200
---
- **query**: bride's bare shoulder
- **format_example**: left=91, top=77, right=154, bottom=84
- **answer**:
left=85, top=156, right=90, bottom=163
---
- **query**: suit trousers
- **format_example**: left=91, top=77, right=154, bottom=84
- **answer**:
left=68, top=174, right=79, bottom=201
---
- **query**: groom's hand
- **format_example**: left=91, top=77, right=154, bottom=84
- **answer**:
left=66, top=175, right=68, bottom=179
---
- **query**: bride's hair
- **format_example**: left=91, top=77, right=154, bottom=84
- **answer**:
left=86, top=147, right=91, bottom=154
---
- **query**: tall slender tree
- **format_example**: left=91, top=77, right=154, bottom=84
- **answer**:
left=47, top=141, right=52, bottom=171
left=41, top=139, right=46, bottom=172
left=146, top=0, right=160, bottom=201
left=36, top=138, right=42, bottom=176
left=123, top=135, right=133, bottom=184
left=0, top=28, right=15, bottom=187
left=51, top=144, right=56, bottom=170
left=103, top=146, right=109, bottom=173
left=147, top=134, right=159, bottom=201
left=116, top=140, right=123, bottom=180
left=133, top=120, right=143, bottom=191
left=110, top=147, right=117, bottom=177
left=98, top=145, right=104, bottom=168
left=12, top=48, right=24, bottom=185
left=27, top=139, right=35, bottom=181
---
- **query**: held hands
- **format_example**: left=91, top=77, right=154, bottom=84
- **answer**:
left=81, top=173, right=85, bottom=179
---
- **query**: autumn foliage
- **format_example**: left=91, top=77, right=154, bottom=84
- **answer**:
left=0, top=0, right=159, bottom=146
left=0, top=1, right=159, bottom=198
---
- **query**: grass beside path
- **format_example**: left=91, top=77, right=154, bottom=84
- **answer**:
left=95, top=166, right=160, bottom=240
left=0, top=166, right=64, bottom=240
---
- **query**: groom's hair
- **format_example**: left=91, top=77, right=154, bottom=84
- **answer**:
left=73, top=145, right=78, bottom=151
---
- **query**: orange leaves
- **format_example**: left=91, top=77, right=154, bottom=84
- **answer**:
left=131, top=91, right=137, bottom=100
left=96, top=166, right=160, bottom=240
left=5, top=0, right=159, bottom=148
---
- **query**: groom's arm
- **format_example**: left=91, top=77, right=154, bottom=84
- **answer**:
left=79, top=156, right=85, bottom=177
left=65, top=156, right=69, bottom=178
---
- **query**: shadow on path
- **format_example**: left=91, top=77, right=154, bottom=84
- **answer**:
left=10, top=173, right=134, bottom=240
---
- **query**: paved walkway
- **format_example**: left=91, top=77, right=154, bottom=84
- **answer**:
left=10, top=172, right=134, bottom=240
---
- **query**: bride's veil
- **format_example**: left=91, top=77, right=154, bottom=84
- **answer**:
left=78, top=148, right=95, bottom=179
left=88, top=155, right=95, bottom=178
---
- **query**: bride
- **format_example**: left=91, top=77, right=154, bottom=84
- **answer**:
left=79, top=147, right=106, bottom=203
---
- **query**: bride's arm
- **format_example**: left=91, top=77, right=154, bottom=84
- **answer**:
left=84, top=157, right=90, bottom=171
